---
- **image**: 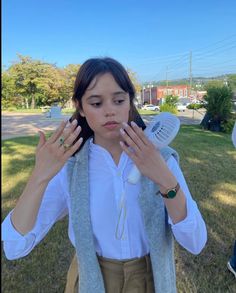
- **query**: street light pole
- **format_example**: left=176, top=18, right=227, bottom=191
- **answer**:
left=142, top=86, right=145, bottom=105
left=148, top=84, right=153, bottom=104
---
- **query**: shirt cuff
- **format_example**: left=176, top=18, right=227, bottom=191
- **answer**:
left=168, top=196, right=198, bottom=232
left=1, top=211, right=26, bottom=240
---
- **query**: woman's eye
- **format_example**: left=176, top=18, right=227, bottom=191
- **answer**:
left=115, top=99, right=125, bottom=104
left=91, top=102, right=101, bottom=107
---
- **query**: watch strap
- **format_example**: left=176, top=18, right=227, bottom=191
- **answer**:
left=159, top=182, right=180, bottom=199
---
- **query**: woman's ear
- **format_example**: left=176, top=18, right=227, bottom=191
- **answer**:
left=79, top=109, right=85, bottom=117
left=75, top=100, right=85, bottom=117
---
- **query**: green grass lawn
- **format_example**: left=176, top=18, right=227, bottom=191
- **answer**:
left=2, top=126, right=236, bottom=292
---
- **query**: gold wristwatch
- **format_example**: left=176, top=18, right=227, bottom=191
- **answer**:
left=159, top=182, right=180, bottom=199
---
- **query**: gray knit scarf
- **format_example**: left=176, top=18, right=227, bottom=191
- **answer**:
left=67, top=139, right=178, bottom=293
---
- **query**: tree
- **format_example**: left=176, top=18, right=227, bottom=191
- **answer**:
left=6, top=55, right=69, bottom=108
left=227, top=74, right=236, bottom=90
left=203, top=80, right=225, bottom=89
left=127, top=69, right=142, bottom=93
left=1, top=71, right=19, bottom=108
left=59, top=64, right=81, bottom=107
left=31, top=64, right=67, bottom=106
left=7, top=55, right=45, bottom=108
left=164, top=95, right=178, bottom=106
left=2, top=55, right=142, bottom=109
left=201, top=85, right=233, bottom=132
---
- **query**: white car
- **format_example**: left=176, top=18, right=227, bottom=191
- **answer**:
left=176, top=103, right=187, bottom=112
left=142, top=104, right=160, bottom=111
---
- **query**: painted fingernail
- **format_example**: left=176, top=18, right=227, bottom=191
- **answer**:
left=72, top=119, right=78, bottom=125
left=120, top=128, right=125, bottom=135
left=76, top=125, right=81, bottom=132
left=131, top=121, right=137, bottom=127
left=122, top=122, right=128, bottom=128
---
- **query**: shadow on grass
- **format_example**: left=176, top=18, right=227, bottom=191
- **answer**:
left=1, top=218, right=74, bottom=293
left=2, top=134, right=74, bottom=292
left=171, top=125, right=236, bottom=293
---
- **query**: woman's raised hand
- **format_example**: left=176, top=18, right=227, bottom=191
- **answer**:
left=119, top=121, right=174, bottom=187
left=34, top=119, right=83, bottom=182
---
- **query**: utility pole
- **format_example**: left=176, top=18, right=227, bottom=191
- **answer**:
left=142, top=86, right=146, bottom=105
left=189, top=50, right=194, bottom=119
left=166, top=66, right=168, bottom=87
left=189, top=50, right=192, bottom=97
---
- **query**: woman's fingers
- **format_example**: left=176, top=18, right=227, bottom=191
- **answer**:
left=120, top=122, right=143, bottom=152
left=47, top=119, right=79, bottom=150
left=47, top=120, right=68, bottom=144
left=130, top=121, right=151, bottom=145
left=62, top=137, right=84, bottom=159
left=119, top=141, right=136, bottom=161
left=36, top=131, right=46, bottom=150
left=58, top=125, right=82, bottom=152
left=119, top=121, right=151, bottom=154
left=119, top=120, right=157, bottom=167
left=35, top=119, right=82, bottom=160
left=61, top=119, right=79, bottom=141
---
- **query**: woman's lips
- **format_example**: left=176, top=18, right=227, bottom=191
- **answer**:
left=103, top=121, right=119, bottom=130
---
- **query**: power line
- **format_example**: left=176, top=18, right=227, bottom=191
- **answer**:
left=193, top=34, right=236, bottom=54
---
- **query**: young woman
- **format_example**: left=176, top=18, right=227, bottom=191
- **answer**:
left=2, top=57, right=207, bottom=293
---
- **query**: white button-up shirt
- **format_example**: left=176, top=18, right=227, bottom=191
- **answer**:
left=2, top=139, right=207, bottom=260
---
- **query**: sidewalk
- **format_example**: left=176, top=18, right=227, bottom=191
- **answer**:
left=1, top=112, right=71, bottom=140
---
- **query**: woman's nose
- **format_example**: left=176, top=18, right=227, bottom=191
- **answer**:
left=104, top=103, right=115, bottom=117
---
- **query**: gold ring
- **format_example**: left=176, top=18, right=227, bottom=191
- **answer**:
left=59, top=136, right=65, bottom=146
left=63, top=143, right=71, bottom=150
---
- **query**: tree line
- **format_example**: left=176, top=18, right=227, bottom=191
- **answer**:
left=2, top=55, right=141, bottom=109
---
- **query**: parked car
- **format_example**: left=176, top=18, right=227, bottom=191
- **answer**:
left=142, top=104, right=160, bottom=111
left=176, top=103, right=187, bottom=112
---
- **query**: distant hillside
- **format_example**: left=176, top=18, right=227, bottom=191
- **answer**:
left=143, top=74, right=236, bottom=90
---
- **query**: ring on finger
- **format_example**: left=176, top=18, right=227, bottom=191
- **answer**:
left=59, top=136, right=65, bottom=146
left=63, top=143, right=71, bottom=151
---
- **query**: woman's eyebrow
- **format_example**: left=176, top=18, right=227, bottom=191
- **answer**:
left=86, top=95, right=102, bottom=100
left=113, top=91, right=127, bottom=96
left=87, top=92, right=127, bottom=100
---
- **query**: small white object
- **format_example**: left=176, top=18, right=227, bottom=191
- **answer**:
left=232, top=121, right=236, bottom=148
left=50, top=106, right=61, bottom=119
left=127, top=112, right=180, bottom=184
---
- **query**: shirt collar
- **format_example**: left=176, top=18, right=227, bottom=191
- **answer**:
left=88, top=138, right=131, bottom=171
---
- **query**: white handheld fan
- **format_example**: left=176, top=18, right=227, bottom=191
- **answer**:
left=127, top=112, right=180, bottom=184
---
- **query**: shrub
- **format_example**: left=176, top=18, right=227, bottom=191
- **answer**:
left=221, top=119, right=235, bottom=133
left=164, top=95, right=178, bottom=106
left=187, top=103, right=204, bottom=110
left=160, top=104, right=177, bottom=114
left=205, top=85, right=233, bottom=120
left=201, top=85, right=233, bottom=132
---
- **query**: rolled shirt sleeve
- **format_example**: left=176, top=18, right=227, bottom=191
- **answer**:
left=166, top=156, right=207, bottom=254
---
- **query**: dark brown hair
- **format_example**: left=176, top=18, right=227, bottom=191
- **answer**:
left=70, top=57, right=146, bottom=152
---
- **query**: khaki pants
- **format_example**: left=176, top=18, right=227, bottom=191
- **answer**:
left=65, top=254, right=79, bottom=293
left=65, top=253, right=155, bottom=293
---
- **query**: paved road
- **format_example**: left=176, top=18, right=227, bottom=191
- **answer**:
left=1, top=109, right=205, bottom=140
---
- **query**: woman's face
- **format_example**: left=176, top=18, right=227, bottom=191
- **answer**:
left=79, top=73, right=131, bottom=147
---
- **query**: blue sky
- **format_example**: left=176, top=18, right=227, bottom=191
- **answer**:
left=2, top=0, right=236, bottom=83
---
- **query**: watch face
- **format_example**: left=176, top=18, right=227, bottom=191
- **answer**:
left=167, top=189, right=177, bottom=198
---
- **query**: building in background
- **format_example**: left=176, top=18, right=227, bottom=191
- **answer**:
left=142, top=85, right=190, bottom=105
